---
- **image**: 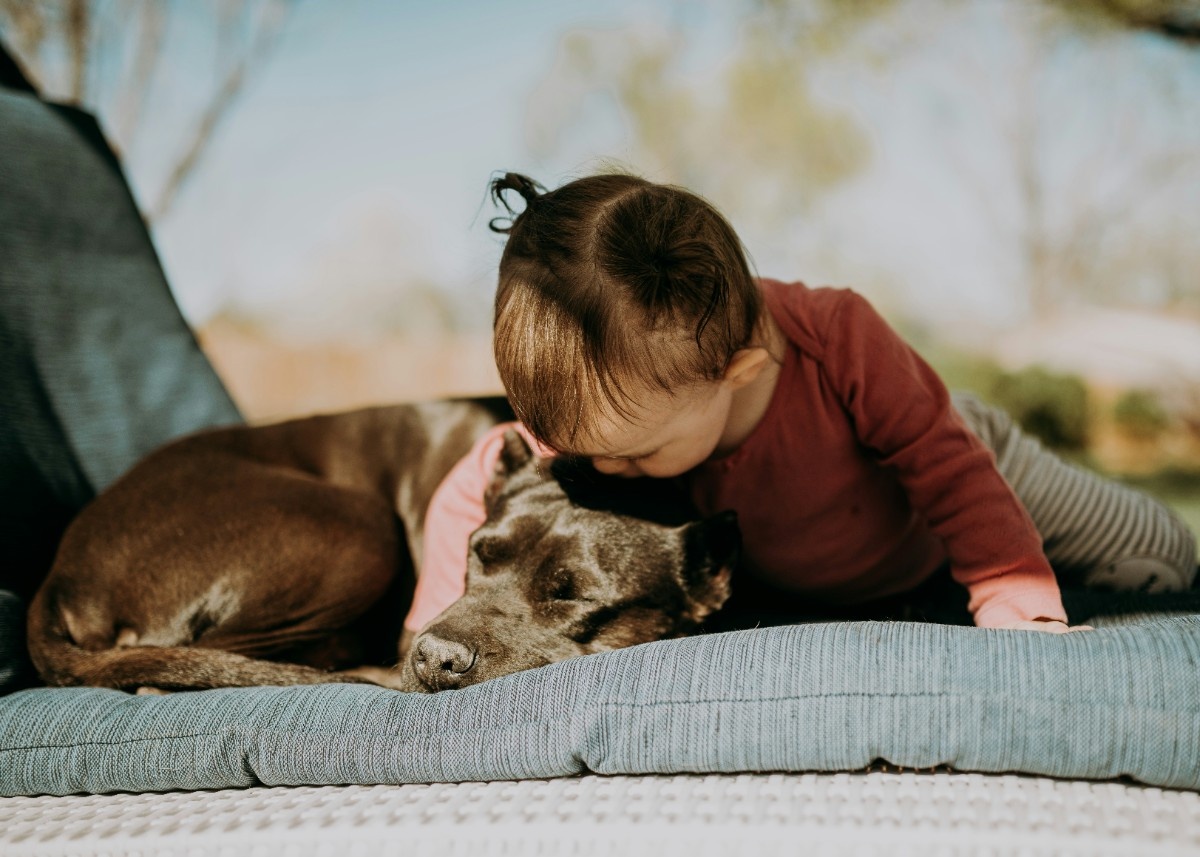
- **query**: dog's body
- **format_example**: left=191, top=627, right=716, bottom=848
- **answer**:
left=27, top=399, right=737, bottom=693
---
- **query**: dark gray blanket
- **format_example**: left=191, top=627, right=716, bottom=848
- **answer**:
left=0, top=50, right=240, bottom=603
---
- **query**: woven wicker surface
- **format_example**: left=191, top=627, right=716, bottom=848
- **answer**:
left=3, top=770, right=1198, bottom=856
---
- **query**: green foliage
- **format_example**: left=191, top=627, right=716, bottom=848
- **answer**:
left=1113, top=389, right=1170, bottom=440
left=918, top=347, right=1006, bottom=401
left=988, top=366, right=1091, bottom=450
left=1117, top=466, right=1200, bottom=538
left=1045, top=0, right=1200, bottom=43
left=534, top=2, right=875, bottom=220
left=922, top=344, right=1091, bottom=451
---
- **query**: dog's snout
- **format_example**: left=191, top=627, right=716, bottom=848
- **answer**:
left=412, top=633, right=477, bottom=690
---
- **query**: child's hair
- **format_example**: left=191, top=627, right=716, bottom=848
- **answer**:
left=489, top=171, right=761, bottom=451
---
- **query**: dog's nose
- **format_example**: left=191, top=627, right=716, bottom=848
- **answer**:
left=412, top=633, right=477, bottom=690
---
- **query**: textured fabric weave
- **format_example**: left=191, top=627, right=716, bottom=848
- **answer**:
left=2, top=599, right=1198, bottom=796
left=0, top=82, right=241, bottom=600
left=0, top=88, right=239, bottom=495
left=5, top=773, right=1200, bottom=856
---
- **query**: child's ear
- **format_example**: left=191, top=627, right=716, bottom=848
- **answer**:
left=721, top=347, right=771, bottom=389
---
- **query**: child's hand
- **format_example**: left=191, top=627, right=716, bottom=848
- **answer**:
left=998, top=618, right=1093, bottom=633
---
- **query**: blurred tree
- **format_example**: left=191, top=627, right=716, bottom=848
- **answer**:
left=1113, top=388, right=1170, bottom=440
left=0, top=0, right=295, bottom=221
left=990, top=366, right=1091, bottom=450
left=530, top=0, right=1198, bottom=318
left=761, top=0, right=1200, bottom=318
left=526, top=1, right=880, bottom=232
left=933, top=2, right=1199, bottom=316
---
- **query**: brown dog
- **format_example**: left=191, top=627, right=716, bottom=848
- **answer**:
left=26, top=399, right=738, bottom=693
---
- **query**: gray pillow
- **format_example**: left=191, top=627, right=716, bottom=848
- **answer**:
left=1, top=586, right=1196, bottom=796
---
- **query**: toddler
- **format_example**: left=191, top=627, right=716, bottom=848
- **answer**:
left=403, top=172, right=1197, bottom=636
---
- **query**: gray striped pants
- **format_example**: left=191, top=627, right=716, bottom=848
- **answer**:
left=952, top=391, right=1197, bottom=592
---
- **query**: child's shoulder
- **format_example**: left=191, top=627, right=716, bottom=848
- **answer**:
left=756, top=277, right=868, bottom=356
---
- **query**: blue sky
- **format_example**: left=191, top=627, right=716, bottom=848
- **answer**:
left=147, top=0, right=668, bottom=328
left=8, top=0, right=1195, bottom=336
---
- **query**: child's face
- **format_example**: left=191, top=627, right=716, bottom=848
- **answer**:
left=562, top=381, right=735, bottom=479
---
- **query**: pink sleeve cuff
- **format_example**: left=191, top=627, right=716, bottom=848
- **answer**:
left=968, top=573, right=1068, bottom=628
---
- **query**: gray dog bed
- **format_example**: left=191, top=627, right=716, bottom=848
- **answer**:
left=2, top=599, right=1199, bottom=796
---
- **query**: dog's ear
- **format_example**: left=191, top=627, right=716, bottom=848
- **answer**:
left=681, top=510, right=739, bottom=621
left=497, top=429, right=533, bottom=474
left=485, top=429, right=535, bottom=509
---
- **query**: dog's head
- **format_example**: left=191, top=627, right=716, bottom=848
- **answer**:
left=403, top=430, right=738, bottom=692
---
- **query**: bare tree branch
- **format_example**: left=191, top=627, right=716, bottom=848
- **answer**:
left=0, top=0, right=48, bottom=88
left=1048, top=0, right=1200, bottom=44
left=1097, top=0, right=1200, bottom=42
left=65, top=0, right=88, bottom=101
left=149, top=0, right=294, bottom=221
left=112, top=0, right=165, bottom=147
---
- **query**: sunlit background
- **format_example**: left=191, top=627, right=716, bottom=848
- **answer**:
left=2, top=0, right=1199, bottom=531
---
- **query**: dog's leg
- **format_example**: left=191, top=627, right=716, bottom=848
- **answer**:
left=28, top=581, right=412, bottom=692
left=339, top=664, right=413, bottom=691
left=31, top=620, right=401, bottom=691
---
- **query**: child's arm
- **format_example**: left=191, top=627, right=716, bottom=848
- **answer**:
left=821, top=291, right=1072, bottom=630
left=403, top=422, right=517, bottom=635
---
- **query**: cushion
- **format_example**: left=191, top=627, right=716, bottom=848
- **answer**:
left=0, top=591, right=32, bottom=695
left=1, top=585, right=1196, bottom=796
left=0, top=70, right=241, bottom=600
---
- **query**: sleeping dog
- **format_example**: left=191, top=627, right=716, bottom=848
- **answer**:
left=26, top=399, right=739, bottom=693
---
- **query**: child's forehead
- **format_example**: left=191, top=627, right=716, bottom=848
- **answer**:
left=546, top=384, right=705, bottom=457
left=545, top=410, right=652, bottom=459
left=553, top=422, right=656, bottom=460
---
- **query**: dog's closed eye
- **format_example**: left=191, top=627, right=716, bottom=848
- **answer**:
left=548, top=573, right=577, bottom=602
left=534, top=562, right=594, bottom=604
left=472, top=537, right=512, bottom=565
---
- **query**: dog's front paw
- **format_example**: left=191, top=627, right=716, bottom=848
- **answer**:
left=339, top=665, right=423, bottom=692
left=392, top=662, right=427, bottom=693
